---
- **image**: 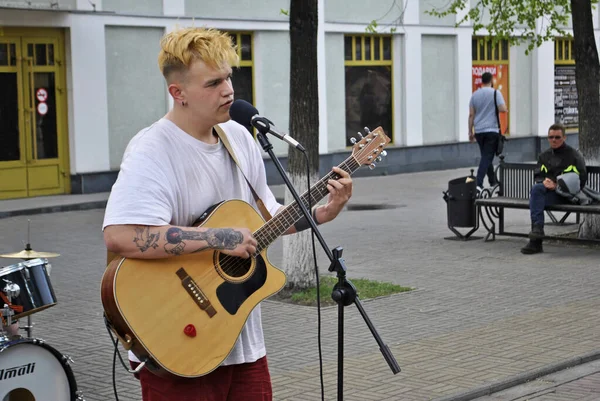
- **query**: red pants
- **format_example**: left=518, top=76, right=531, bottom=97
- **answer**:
left=131, top=356, right=272, bottom=401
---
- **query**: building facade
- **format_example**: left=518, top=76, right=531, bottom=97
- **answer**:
left=0, top=0, right=596, bottom=199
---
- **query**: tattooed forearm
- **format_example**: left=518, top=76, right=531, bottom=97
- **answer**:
left=133, top=227, right=160, bottom=252
left=165, top=228, right=244, bottom=251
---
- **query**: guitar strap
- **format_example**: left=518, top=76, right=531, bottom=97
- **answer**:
left=213, top=125, right=273, bottom=222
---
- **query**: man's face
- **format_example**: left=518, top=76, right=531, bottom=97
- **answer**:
left=548, top=129, right=566, bottom=149
left=180, top=60, right=234, bottom=125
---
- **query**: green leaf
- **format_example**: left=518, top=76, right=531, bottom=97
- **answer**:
left=424, top=0, right=590, bottom=53
left=365, top=19, right=378, bottom=33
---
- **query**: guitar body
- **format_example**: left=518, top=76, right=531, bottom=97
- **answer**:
left=101, top=199, right=286, bottom=378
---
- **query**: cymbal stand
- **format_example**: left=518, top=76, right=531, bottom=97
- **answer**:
left=22, top=218, right=34, bottom=255
left=21, top=220, right=34, bottom=337
left=21, top=316, right=33, bottom=337
left=1, top=282, right=19, bottom=341
left=0, top=304, right=12, bottom=342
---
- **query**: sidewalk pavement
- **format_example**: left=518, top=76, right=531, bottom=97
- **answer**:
left=0, top=167, right=599, bottom=401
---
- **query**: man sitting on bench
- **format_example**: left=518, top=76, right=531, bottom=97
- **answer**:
left=521, top=123, right=587, bottom=255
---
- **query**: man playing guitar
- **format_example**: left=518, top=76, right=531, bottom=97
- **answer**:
left=102, top=27, right=352, bottom=401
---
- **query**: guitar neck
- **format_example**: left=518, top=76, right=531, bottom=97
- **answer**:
left=254, top=155, right=361, bottom=250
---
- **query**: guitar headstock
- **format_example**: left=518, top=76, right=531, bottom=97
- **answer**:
left=350, top=127, right=391, bottom=170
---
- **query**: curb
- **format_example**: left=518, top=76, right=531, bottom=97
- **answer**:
left=0, top=197, right=287, bottom=220
left=0, top=200, right=108, bottom=219
left=434, top=349, right=600, bottom=401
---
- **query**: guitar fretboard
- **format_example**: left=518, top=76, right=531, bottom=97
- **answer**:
left=254, top=155, right=360, bottom=251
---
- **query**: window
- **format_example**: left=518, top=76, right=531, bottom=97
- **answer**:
left=344, top=35, right=393, bottom=146
left=229, top=33, right=254, bottom=132
left=554, top=38, right=577, bottom=128
left=472, top=37, right=509, bottom=62
left=555, top=38, right=574, bottom=65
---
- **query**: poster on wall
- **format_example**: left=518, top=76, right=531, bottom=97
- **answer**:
left=554, top=65, right=578, bottom=128
left=472, top=64, right=509, bottom=134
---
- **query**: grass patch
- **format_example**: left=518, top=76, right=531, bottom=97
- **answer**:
left=272, top=276, right=413, bottom=307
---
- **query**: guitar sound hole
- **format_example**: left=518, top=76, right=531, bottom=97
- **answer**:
left=218, top=254, right=252, bottom=278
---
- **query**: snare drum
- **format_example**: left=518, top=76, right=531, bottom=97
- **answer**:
left=0, top=338, right=83, bottom=401
left=0, top=259, right=57, bottom=320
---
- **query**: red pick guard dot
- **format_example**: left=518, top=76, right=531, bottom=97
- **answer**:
left=184, top=324, right=197, bottom=337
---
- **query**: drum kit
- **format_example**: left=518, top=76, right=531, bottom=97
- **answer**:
left=0, top=221, right=84, bottom=401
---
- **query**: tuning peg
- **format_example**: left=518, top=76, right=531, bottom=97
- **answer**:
left=381, top=150, right=388, bottom=157
left=350, top=137, right=357, bottom=144
left=376, top=156, right=382, bottom=162
left=363, top=127, right=371, bottom=135
left=369, top=163, right=377, bottom=170
left=356, top=131, right=363, bottom=139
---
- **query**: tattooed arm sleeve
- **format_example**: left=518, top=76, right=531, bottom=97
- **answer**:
left=104, top=224, right=244, bottom=259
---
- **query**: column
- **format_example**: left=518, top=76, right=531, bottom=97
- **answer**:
left=403, top=30, right=422, bottom=146
left=532, top=41, right=554, bottom=136
left=317, top=0, right=328, bottom=153
left=456, top=31, right=473, bottom=142
left=68, top=16, right=110, bottom=173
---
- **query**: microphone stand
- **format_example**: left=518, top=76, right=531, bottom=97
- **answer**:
left=254, top=127, right=400, bottom=401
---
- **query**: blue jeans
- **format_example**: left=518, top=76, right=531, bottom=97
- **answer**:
left=529, top=183, right=565, bottom=227
left=475, top=133, right=500, bottom=187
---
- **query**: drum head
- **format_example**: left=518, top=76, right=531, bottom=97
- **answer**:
left=0, top=339, right=76, bottom=401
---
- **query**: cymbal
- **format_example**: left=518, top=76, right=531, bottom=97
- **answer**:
left=0, top=249, right=60, bottom=259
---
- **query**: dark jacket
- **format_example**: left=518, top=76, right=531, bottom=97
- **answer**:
left=534, top=143, right=587, bottom=189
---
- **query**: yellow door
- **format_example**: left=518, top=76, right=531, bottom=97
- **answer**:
left=0, top=29, right=69, bottom=200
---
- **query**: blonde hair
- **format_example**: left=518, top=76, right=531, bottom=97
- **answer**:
left=158, top=27, right=239, bottom=80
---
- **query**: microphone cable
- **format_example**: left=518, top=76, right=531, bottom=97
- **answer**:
left=104, top=315, right=123, bottom=401
left=301, top=149, right=326, bottom=401
left=104, top=314, right=148, bottom=401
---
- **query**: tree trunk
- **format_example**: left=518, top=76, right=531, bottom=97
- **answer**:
left=571, top=0, right=600, bottom=239
left=571, top=0, right=600, bottom=160
left=283, top=0, right=321, bottom=290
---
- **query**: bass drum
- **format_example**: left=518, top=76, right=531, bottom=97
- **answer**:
left=0, top=338, right=83, bottom=401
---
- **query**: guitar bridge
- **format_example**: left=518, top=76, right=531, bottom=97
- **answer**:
left=176, top=268, right=217, bottom=318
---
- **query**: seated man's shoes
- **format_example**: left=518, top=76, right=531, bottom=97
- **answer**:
left=528, top=223, right=545, bottom=240
left=521, top=239, right=543, bottom=254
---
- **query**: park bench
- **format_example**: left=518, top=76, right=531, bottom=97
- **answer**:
left=475, top=156, right=600, bottom=244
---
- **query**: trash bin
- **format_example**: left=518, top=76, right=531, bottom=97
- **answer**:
left=442, top=171, right=480, bottom=240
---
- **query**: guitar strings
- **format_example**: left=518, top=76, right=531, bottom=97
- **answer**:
left=217, top=167, right=344, bottom=275
left=216, top=159, right=359, bottom=277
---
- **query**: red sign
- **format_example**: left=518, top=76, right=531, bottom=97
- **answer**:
left=36, top=88, right=48, bottom=103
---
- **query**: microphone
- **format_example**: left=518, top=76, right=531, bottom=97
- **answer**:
left=229, top=99, right=305, bottom=151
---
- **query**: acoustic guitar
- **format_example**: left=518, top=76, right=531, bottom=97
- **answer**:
left=101, top=127, right=390, bottom=378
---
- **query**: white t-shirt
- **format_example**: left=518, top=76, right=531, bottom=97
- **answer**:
left=103, top=118, right=282, bottom=366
